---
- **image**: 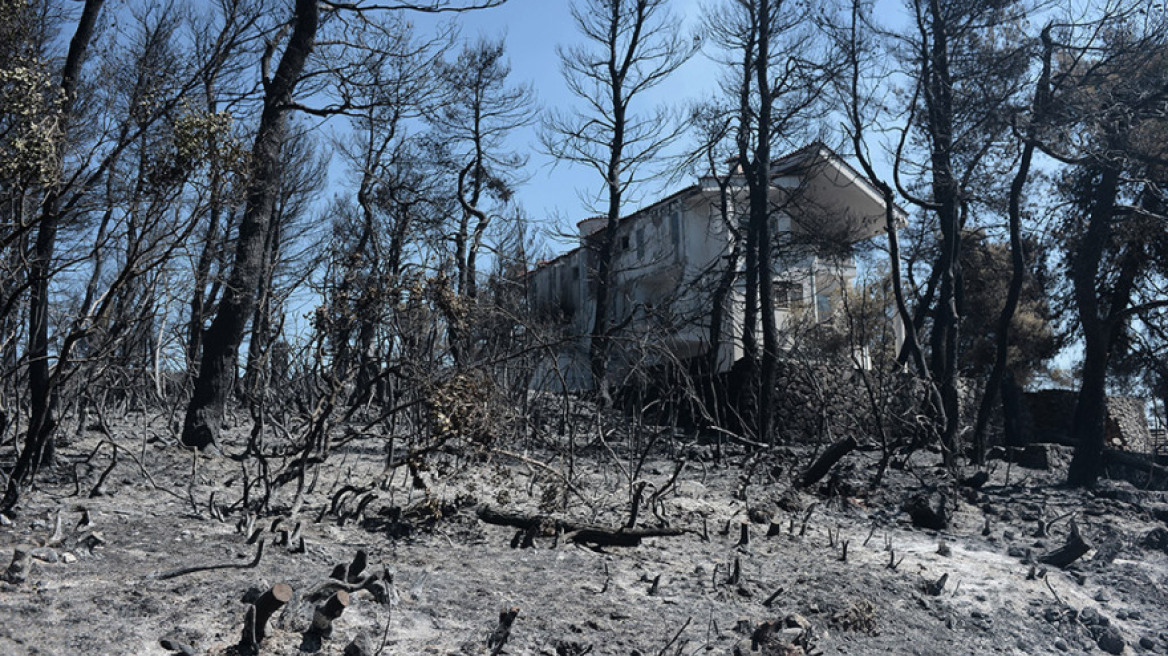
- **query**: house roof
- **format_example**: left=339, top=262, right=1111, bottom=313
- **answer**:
left=528, top=142, right=899, bottom=277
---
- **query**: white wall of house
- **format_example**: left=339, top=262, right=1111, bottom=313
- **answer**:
left=525, top=145, right=891, bottom=391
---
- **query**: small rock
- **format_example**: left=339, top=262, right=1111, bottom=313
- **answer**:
left=1054, top=639, right=1069, bottom=652
left=1127, top=610, right=1142, bottom=620
left=1004, top=530, right=1016, bottom=540
left=343, top=633, right=372, bottom=656
left=1140, top=636, right=1155, bottom=650
left=937, top=541, right=952, bottom=557
left=905, top=492, right=949, bottom=531
left=1043, top=608, right=1062, bottom=623
left=1096, top=590, right=1112, bottom=602
left=159, top=637, right=197, bottom=656
left=1080, top=607, right=1105, bottom=626
left=784, top=614, right=812, bottom=631
left=779, top=627, right=805, bottom=643
left=1095, top=626, right=1125, bottom=655
left=1008, top=546, right=1029, bottom=559
left=748, top=507, right=774, bottom=524
left=61, top=552, right=77, bottom=564
left=960, top=471, right=989, bottom=489
left=1139, top=525, right=1168, bottom=550
left=30, top=548, right=58, bottom=563
left=971, top=610, right=987, bottom=620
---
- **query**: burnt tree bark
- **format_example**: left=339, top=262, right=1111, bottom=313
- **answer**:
left=749, top=0, right=780, bottom=446
left=181, top=0, right=319, bottom=450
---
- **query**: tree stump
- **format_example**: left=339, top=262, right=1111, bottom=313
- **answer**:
left=310, top=590, right=350, bottom=638
left=2, top=546, right=31, bottom=584
left=487, top=606, right=519, bottom=656
left=1038, top=520, right=1091, bottom=568
left=239, top=582, right=293, bottom=654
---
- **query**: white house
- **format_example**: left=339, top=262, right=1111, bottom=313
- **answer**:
left=526, top=143, right=897, bottom=391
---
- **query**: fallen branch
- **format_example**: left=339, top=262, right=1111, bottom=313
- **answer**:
left=476, top=506, right=683, bottom=547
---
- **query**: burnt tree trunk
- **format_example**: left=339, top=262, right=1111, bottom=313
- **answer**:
left=752, top=0, right=779, bottom=446
left=1067, top=163, right=1121, bottom=487
left=799, top=436, right=858, bottom=488
left=181, top=0, right=319, bottom=450
left=922, top=0, right=961, bottom=468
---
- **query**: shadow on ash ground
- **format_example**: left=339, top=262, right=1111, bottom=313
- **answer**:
left=3, top=413, right=1168, bottom=656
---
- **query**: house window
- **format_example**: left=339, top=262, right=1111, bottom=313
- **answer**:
left=774, top=281, right=803, bottom=309
left=816, top=293, right=832, bottom=318
left=572, top=266, right=579, bottom=280
left=621, top=234, right=630, bottom=251
left=636, top=227, right=645, bottom=259
left=670, top=210, right=681, bottom=249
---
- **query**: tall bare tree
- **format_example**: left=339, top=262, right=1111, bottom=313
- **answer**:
left=704, top=0, right=835, bottom=443
left=435, top=37, right=534, bottom=301
left=6, top=0, right=105, bottom=503
left=891, top=0, right=1031, bottom=465
left=542, top=0, right=695, bottom=401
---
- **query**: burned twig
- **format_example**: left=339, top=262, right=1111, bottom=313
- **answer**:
left=152, top=539, right=266, bottom=581
left=654, top=616, right=692, bottom=656
left=89, top=441, right=119, bottom=498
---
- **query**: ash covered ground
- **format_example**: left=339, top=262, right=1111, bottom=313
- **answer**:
left=3, top=408, right=1168, bottom=656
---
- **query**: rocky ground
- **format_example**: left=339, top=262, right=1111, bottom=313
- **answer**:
left=2, top=408, right=1168, bottom=656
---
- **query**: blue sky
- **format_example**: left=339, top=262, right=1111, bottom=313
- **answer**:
left=427, top=0, right=715, bottom=255
left=426, top=0, right=909, bottom=258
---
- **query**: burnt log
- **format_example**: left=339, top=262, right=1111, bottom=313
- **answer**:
left=476, top=506, right=682, bottom=547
